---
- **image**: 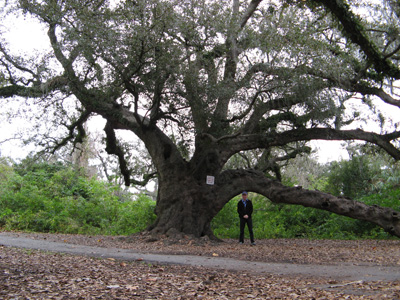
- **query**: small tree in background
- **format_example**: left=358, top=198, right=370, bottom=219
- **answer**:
left=326, top=156, right=374, bottom=198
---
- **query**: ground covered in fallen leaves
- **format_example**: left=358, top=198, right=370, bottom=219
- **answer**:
left=1, top=231, right=400, bottom=299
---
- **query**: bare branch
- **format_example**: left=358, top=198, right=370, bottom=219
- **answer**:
left=240, top=0, right=263, bottom=29
left=51, top=110, right=92, bottom=153
left=352, top=83, right=400, bottom=109
left=130, top=172, right=158, bottom=187
left=0, top=43, right=39, bottom=79
left=104, top=121, right=132, bottom=186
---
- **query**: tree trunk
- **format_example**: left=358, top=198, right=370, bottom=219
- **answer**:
left=145, top=139, right=231, bottom=239
left=141, top=128, right=400, bottom=239
left=147, top=175, right=221, bottom=238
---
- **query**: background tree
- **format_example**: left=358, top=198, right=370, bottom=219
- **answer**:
left=326, top=142, right=400, bottom=197
left=280, top=153, right=329, bottom=190
left=1, top=0, right=400, bottom=238
left=326, top=155, right=373, bottom=199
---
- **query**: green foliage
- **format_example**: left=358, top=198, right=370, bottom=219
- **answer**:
left=0, top=157, right=14, bottom=181
left=281, top=154, right=330, bottom=191
left=325, top=156, right=375, bottom=198
left=110, top=194, right=157, bottom=235
left=0, top=160, right=156, bottom=235
left=211, top=189, right=397, bottom=240
left=211, top=199, right=238, bottom=238
left=211, top=194, right=329, bottom=239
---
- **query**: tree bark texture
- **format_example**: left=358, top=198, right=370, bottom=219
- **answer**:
left=148, top=178, right=218, bottom=237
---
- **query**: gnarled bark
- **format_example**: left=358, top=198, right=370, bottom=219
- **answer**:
left=148, top=176, right=219, bottom=238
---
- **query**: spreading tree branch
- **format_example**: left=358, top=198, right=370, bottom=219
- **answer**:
left=352, top=83, right=400, bottom=108
left=240, top=0, right=263, bottom=29
left=104, top=122, right=158, bottom=187
left=224, top=128, right=400, bottom=161
left=130, top=172, right=158, bottom=187
left=217, top=169, right=400, bottom=237
left=314, top=0, right=400, bottom=79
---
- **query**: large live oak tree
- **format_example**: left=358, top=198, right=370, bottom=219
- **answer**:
left=1, top=0, right=400, bottom=238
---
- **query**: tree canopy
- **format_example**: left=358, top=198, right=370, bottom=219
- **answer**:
left=1, top=0, right=400, bottom=237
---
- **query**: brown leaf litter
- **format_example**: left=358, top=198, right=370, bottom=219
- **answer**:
left=1, top=231, right=400, bottom=299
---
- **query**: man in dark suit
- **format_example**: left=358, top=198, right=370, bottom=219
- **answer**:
left=237, top=191, right=255, bottom=245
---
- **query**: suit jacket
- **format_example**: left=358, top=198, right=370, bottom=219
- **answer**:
left=237, top=199, right=253, bottom=219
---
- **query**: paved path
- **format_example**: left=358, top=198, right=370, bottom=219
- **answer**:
left=0, top=232, right=399, bottom=282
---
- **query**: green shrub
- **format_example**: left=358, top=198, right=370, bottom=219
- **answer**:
left=109, top=194, right=156, bottom=235
left=211, top=199, right=239, bottom=238
left=0, top=160, right=156, bottom=235
left=325, top=156, right=375, bottom=198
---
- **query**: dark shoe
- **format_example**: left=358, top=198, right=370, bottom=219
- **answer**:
left=239, top=242, right=244, bottom=244
left=251, top=242, right=256, bottom=246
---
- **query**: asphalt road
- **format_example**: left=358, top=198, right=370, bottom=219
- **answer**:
left=0, top=232, right=399, bottom=282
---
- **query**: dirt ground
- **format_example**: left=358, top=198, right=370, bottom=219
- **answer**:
left=1, top=231, right=400, bottom=299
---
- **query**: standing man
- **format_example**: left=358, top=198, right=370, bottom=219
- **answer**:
left=237, top=191, right=255, bottom=245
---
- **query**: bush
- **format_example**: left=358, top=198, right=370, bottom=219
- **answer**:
left=211, top=199, right=239, bottom=238
left=0, top=160, right=156, bottom=235
left=109, top=194, right=156, bottom=235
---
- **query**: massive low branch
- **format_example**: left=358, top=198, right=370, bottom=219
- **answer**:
left=217, top=169, right=400, bottom=237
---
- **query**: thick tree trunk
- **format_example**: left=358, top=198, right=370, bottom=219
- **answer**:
left=146, top=140, right=230, bottom=239
left=142, top=126, right=400, bottom=239
left=147, top=176, right=221, bottom=238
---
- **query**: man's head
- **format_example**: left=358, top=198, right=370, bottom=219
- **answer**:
left=242, top=191, right=248, bottom=199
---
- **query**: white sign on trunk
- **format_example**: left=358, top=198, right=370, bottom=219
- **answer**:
left=206, top=175, right=215, bottom=185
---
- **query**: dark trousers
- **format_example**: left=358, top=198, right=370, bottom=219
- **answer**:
left=239, top=217, right=254, bottom=243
